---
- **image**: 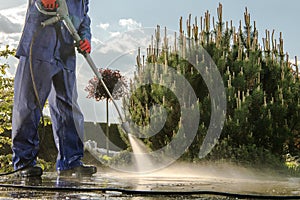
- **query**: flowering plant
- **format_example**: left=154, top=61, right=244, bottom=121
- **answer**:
left=85, top=68, right=127, bottom=101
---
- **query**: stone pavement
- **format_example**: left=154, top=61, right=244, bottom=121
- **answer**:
left=0, top=165, right=300, bottom=199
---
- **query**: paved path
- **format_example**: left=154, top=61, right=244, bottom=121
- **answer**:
left=0, top=165, right=300, bottom=199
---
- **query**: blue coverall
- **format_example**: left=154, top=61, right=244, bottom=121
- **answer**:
left=12, top=0, right=91, bottom=171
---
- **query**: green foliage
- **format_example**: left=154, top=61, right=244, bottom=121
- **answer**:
left=36, top=158, right=54, bottom=171
left=104, top=150, right=132, bottom=167
left=127, top=4, right=300, bottom=168
left=0, top=154, right=13, bottom=173
left=0, top=45, right=15, bottom=143
left=0, top=45, right=15, bottom=172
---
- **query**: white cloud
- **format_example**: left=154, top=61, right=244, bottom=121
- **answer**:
left=0, top=4, right=26, bottom=48
left=109, top=31, right=121, bottom=38
left=1, top=4, right=27, bottom=25
left=0, top=14, right=22, bottom=33
left=93, top=18, right=144, bottom=47
left=96, top=29, right=149, bottom=55
left=98, top=23, right=110, bottom=30
left=91, top=37, right=104, bottom=46
left=91, top=18, right=146, bottom=54
left=119, top=18, right=142, bottom=30
left=0, top=33, right=21, bottom=48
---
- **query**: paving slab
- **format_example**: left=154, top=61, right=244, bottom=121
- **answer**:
left=0, top=165, right=300, bottom=199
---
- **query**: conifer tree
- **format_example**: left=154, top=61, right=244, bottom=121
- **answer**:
left=127, top=4, right=300, bottom=164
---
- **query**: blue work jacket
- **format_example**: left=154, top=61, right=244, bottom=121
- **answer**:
left=16, top=0, right=91, bottom=64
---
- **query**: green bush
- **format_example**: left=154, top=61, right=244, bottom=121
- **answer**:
left=0, top=45, right=15, bottom=172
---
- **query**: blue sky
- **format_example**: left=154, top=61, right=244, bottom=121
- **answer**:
left=0, top=0, right=299, bottom=122
left=0, top=0, right=299, bottom=57
left=88, top=0, right=300, bottom=58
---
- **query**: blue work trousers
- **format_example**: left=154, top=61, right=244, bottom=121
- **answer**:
left=12, top=56, right=84, bottom=171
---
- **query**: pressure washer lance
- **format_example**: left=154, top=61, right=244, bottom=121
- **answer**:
left=35, top=0, right=131, bottom=133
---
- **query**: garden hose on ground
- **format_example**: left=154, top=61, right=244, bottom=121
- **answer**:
left=0, top=183, right=299, bottom=199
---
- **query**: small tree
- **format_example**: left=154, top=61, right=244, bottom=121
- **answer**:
left=85, top=68, right=127, bottom=154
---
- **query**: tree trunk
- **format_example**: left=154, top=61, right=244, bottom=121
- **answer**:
left=106, top=98, right=109, bottom=156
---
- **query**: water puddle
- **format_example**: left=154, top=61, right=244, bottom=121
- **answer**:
left=1, top=162, right=300, bottom=199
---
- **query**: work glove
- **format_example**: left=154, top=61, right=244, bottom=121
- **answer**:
left=41, top=0, right=58, bottom=10
left=78, top=39, right=91, bottom=54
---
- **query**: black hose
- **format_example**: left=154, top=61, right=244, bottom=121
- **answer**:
left=0, top=183, right=299, bottom=199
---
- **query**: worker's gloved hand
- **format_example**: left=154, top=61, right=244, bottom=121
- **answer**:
left=78, top=39, right=91, bottom=54
left=41, top=0, right=58, bottom=11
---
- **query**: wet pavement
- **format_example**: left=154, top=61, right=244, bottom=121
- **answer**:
left=0, top=164, right=300, bottom=199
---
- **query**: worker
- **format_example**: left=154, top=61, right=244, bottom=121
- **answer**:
left=11, top=0, right=96, bottom=177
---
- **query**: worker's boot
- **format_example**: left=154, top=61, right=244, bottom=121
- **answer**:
left=16, top=166, right=43, bottom=177
left=57, top=165, right=97, bottom=177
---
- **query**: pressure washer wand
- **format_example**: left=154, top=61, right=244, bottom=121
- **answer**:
left=36, top=0, right=131, bottom=133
